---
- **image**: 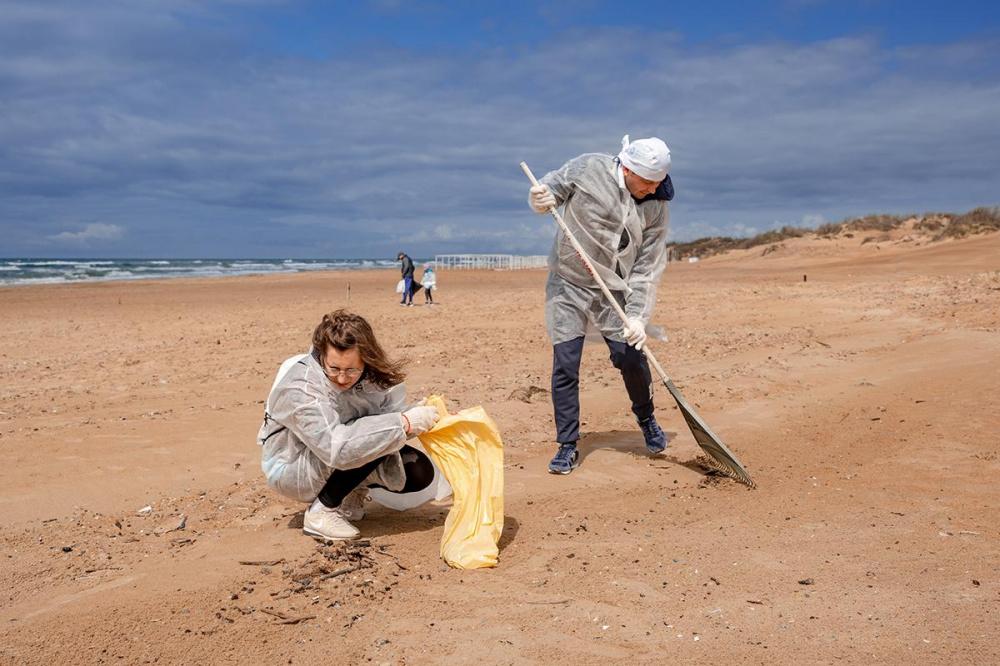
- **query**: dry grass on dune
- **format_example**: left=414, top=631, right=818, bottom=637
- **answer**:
left=668, top=206, right=1000, bottom=259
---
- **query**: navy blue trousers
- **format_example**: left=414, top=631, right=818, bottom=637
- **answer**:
left=400, top=276, right=413, bottom=304
left=551, top=336, right=654, bottom=445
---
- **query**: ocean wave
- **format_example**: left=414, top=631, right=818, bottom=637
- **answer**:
left=0, top=258, right=413, bottom=287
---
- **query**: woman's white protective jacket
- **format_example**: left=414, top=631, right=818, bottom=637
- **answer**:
left=258, top=351, right=408, bottom=503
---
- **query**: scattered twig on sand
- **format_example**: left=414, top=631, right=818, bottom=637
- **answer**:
left=260, top=608, right=314, bottom=623
left=277, top=615, right=315, bottom=625
left=526, top=599, right=571, bottom=605
left=370, top=550, right=408, bottom=570
left=239, top=558, right=285, bottom=566
left=320, top=565, right=360, bottom=580
left=746, top=599, right=764, bottom=605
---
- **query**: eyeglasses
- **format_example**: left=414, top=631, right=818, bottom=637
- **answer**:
left=324, top=365, right=364, bottom=380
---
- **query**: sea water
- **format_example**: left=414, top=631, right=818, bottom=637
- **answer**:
left=0, top=258, right=403, bottom=286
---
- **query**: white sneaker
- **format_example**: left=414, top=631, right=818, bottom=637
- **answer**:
left=340, top=488, right=370, bottom=522
left=303, top=501, right=360, bottom=541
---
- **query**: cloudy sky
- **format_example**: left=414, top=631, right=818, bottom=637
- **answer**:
left=3, top=0, right=999, bottom=258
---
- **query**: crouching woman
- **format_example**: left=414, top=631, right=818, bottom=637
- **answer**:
left=258, top=309, right=440, bottom=541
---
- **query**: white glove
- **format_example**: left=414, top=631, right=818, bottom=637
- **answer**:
left=622, top=317, right=647, bottom=350
left=529, top=184, right=556, bottom=213
left=402, top=405, right=440, bottom=437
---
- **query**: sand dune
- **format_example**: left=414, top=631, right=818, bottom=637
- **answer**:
left=1, top=232, right=997, bottom=664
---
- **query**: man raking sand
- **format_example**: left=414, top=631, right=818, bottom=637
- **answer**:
left=523, top=136, right=753, bottom=486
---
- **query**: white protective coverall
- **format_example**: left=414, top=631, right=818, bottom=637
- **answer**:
left=540, top=152, right=670, bottom=345
left=258, top=351, right=409, bottom=503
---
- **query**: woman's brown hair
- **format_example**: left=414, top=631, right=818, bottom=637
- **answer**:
left=311, top=309, right=406, bottom=388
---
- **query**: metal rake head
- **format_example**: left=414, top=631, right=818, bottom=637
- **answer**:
left=666, top=379, right=756, bottom=489
left=695, top=454, right=757, bottom=489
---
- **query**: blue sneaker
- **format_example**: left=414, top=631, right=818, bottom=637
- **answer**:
left=639, top=416, right=667, bottom=454
left=548, top=443, right=580, bottom=474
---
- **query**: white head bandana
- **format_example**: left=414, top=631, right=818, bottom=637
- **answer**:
left=618, top=134, right=671, bottom=182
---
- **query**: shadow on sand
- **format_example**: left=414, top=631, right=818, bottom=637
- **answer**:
left=286, top=500, right=449, bottom=539
left=575, top=428, right=679, bottom=464
left=287, top=500, right=519, bottom=548
left=573, top=429, right=719, bottom=481
left=498, top=515, right=520, bottom=553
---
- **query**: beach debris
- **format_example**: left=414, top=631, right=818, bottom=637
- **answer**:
left=697, top=472, right=723, bottom=488
left=239, top=558, right=286, bottom=566
left=798, top=578, right=815, bottom=586
left=154, top=514, right=188, bottom=535
left=222, top=538, right=401, bottom=630
left=508, top=385, right=549, bottom=403
left=136, top=505, right=153, bottom=517
left=260, top=608, right=315, bottom=625
left=320, top=565, right=360, bottom=581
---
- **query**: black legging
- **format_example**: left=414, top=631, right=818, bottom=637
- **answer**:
left=317, top=445, right=435, bottom=508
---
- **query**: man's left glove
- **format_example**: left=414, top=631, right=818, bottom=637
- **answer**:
left=622, top=317, right=647, bottom=350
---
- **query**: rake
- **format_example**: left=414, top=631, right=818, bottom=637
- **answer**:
left=520, top=161, right=755, bottom=488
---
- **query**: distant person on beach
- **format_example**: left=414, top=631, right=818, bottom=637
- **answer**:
left=421, top=263, right=436, bottom=305
left=527, top=135, right=674, bottom=474
left=398, top=251, right=416, bottom=306
left=257, top=310, right=440, bottom=541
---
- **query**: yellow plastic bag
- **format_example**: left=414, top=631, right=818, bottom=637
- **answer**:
left=418, top=395, right=505, bottom=569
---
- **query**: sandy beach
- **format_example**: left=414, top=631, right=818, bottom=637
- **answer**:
left=2, top=231, right=998, bottom=664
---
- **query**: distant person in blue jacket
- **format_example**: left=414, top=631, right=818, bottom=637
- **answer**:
left=397, top=251, right=415, bottom=306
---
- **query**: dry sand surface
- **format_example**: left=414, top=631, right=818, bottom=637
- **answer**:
left=2, top=232, right=999, bottom=664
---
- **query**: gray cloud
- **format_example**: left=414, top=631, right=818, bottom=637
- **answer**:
left=47, top=222, right=125, bottom=244
left=1, top=1, right=998, bottom=257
